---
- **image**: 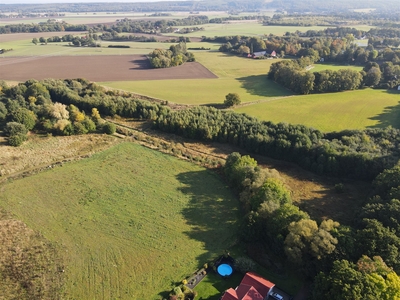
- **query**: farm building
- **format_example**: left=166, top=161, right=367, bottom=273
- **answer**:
left=248, top=50, right=277, bottom=59
left=221, top=272, right=275, bottom=300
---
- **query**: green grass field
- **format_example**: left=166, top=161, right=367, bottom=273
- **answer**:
left=101, top=52, right=292, bottom=105
left=0, top=38, right=220, bottom=56
left=0, top=142, right=239, bottom=299
left=169, top=23, right=375, bottom=38
left=310, top=62, right=363, bottom=73
left=236, top=89, right=400, bottom=132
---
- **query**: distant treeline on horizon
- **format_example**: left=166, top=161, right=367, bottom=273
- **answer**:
left=1, top=0, right=400, bottom=14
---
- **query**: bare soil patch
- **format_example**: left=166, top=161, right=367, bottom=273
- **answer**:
left=0, top=31, right=88, bottom=43
left=0, top=54, right=217, bottom=81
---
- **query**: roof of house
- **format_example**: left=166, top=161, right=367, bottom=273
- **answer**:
left=252, top=51, right=267, bottom=57
left=221, top=272, right=275, bottom=300
left=241, top=272, right=275, bottom=297
left=265, top=50, right=277, bottom=55
left=222, top=288, right=241, bottom=300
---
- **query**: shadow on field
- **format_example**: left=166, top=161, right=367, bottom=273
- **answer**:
left=176, top=170, right=239, bottom=267
left=129, top=56, right=151, bottom=70
left=236, top=75, right=291, bottom=97
left=368, top=90, right=400, bottom=129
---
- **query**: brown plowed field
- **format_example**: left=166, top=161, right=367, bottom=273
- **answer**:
left=0, top=55, right=217, bottom=81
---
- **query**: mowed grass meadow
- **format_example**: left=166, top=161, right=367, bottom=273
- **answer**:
left=236, top=89, right=400, bottom=132
left=0, top=142, right=239, bottom=299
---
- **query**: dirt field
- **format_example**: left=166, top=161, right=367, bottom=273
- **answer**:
left=0, top=54, right=217, bottom=81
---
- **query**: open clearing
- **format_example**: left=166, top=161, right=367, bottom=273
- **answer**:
left=0, top=142, right=239, bottom=299
left=0, top=55, right=217, bottom=81
left=235, top=89, right=400, bottom=132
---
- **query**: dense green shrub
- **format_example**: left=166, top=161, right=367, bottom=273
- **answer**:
left=234, top=257, right=256, bottom=274
left=4, top=122, right=28, bottom=137
left=8, top=133, right=27, bottom=147
left=102, top=122, right=116, bottom=135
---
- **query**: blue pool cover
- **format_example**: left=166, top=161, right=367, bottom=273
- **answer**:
left=217, top=264, right=233, bottom=276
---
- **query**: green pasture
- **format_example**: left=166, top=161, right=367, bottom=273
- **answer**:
left=0, top=142, right=239, bottom=300
left=100, top=52, right=291, bottom=105
left=0, top=36, right=219, bottom=56
left=310, top=63, right=363, bottom=73
left=236, top=88, right=400, bottom=132
left=169, top=23, right=375, bottom=38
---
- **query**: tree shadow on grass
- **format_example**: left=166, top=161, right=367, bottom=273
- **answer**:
left=236, top=75, right=292, bottom=98
left=176, top=170, right=239, bottom=268
left=367, top=90, right=400, bottom=129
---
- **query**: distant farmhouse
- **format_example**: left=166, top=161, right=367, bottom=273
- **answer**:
left=248, top=50, right=277, bottom=59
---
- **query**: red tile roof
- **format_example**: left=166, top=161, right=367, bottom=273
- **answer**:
left=221, top=272, right=275, bottom=300
left=241, top=272, right=275, bottom=297
left=221, top=288, right=240, bottom=300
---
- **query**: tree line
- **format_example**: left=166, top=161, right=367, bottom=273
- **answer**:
left=2, top=78, right=400, bottom=180
left=153, top=105, right=400, bottom=180
left=0, top=79, right=168, bottom=146
left=0, top=22, right=88, bottom=34
left=32, top=34, right=99, bottom=47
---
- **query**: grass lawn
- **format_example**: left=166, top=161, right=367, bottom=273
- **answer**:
left=100, top=52, right=291, bottom=105
left=310, top=62, right=363, bottom=73
left=0, top=142, right=239, bottom=300
left=236, top=88, right=400, bottom=132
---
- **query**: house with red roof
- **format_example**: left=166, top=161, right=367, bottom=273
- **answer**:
left=221, top=272, right=275, bottom=300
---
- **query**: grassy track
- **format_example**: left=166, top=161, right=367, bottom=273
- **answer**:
left=100, top=52, right=292, bottom=105
left=0, top=142, right=239, bottom=299
left=236, top=89, right=400, bottom=132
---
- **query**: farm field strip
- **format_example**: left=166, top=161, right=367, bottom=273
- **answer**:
left=235, top=88, right=400, bottom=132
left=0, top=142, right=239, bottom=299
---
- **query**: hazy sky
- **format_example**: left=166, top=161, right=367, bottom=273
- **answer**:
left=1, top=0, right=182, bottom=3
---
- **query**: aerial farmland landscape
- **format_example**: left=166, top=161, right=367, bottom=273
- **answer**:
left=2, top=0, right=400, bottom=299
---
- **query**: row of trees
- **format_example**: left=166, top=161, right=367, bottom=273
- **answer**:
left=3, top=79, right=400, bottom=180
left=0, top=22, right=88, bottom=34
left=148, top=43, right=195, bottom=68
left=0, top=79, right=136, bottom=146
left=153, top=106, right=400, bottom=180
left=32, top=34, right=99, bottom=47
